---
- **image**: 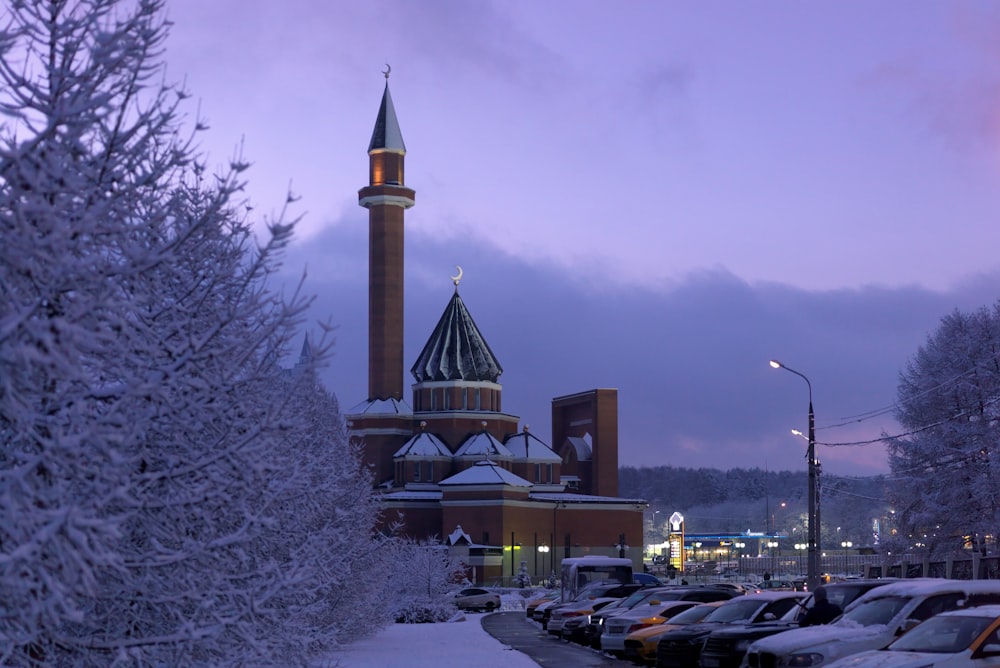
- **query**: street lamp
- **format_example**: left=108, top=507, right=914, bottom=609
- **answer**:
left=841, top=540, right=853, bottom=575
left=795, top=543, right=806, bottom=575
left=770, top=359, right=820, bottom=591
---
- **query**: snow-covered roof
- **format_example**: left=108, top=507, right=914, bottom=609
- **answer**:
left=454, top=430, right=513, bottom=459
left=347, top=397, right=413, bottom=416
left=381, top=490, right=443, bottom=501
left=368, top=81, right=406, bottom=153
left=530, top=492, right=647, bottom=504
left=447, top=525, right=473, bottom=546
left=411, top=289, right=502, bottom=383
left=565, top=435, right=592, bottom=461
left=505, top=430, right=561, bottom=462
left=393, top=431, right=452, bottom=458
left=439, top=460, right=532, bottom=487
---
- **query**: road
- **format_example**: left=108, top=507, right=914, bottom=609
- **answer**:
left=482, top=611, right=624, bottom=667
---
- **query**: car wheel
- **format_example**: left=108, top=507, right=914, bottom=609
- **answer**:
left=485, top=601, right=497, bottom=611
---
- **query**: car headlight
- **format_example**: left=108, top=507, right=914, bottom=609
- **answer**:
left=734, top=639, right=751, bottom=652
left=785, top=653, right=825, bottom=667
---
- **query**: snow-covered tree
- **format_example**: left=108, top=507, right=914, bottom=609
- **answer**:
left=0, top=1, right=393, bottom=664
left=391, top=538, right=467, bottom=623
left=886, top=304, right=1000, bottom=557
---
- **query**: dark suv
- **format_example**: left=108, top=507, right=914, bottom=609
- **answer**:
left=698, top=580, right=896, bottom=668
left=655, top=591, right=806, bottom=668
left=583, top=586, right=741, bottom=648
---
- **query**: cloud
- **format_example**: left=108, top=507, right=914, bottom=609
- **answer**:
left=279, top=218, right=1000, bottom=478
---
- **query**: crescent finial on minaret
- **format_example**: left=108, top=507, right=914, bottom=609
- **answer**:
left=450, top=265, right=463, bottom=289
left=383, top=63, right=391, bottom=80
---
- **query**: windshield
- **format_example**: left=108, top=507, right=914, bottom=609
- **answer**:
left=670, top=604, right=720, bottom=624
left=706, top=599, right=770, bottom=624
left=839, top=596, right=909, bottom=627
left=888, top=615, right=993, bottom=654
left=619, top=588, right=669, bottom=609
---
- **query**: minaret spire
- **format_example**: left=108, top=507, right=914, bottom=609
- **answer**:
left=359, top=70, right=415, bottom=401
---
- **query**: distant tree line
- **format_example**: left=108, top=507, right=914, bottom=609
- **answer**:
left=620, top=465, right=890, bottom=549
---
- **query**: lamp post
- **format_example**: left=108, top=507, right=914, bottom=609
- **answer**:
left=795, top=543, right=806, bottom=576
left=770, top=359, right=820, bottom=591
left=767, top=540, right=779, bottom=575
left=841, top=540, right=853, bottom=575
left=734, top=542, right=745, bottom=575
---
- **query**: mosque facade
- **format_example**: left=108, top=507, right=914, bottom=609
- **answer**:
left=345, top=74, right=646, bottom=584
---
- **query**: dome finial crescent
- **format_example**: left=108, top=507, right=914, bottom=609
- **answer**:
left=382, top=63, right=391, bottom=80
left=450, top=265, right=463, bottom=289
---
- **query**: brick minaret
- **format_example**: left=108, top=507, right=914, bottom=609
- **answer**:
left=358, top=70, right=415, bottom=400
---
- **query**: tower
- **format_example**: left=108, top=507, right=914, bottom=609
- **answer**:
left=358, top=68, right=415, bottom=401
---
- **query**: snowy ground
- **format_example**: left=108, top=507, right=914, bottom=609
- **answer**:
left=328, top=594, right=542, bottom=668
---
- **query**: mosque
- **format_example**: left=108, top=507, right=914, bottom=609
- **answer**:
left=344, top=73, right=646, bottom=584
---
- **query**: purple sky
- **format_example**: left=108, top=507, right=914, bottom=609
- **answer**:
left=163, top=1, right=1000, bottom=476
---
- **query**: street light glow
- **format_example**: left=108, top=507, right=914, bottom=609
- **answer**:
left=770, top=358, right=820, bottom=592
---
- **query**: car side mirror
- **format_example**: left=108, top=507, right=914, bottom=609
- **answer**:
left=897, top=619, right=921, bottom=635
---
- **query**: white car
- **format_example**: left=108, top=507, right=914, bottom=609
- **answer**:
left=824, top=604, right=1000, bottom=668
left=452, top=587, right=500, bottom=612
left=742, top=580, right=1000, bottom=668
left=600, top=599, right=699, bottom=655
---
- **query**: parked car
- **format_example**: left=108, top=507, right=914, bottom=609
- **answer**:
left=585, top=586, right=742, bottom=649
left=601, top=600, right=701, bottom=656
left=709, top=582, right=752, bottom=595
left=823, top=604, right=1000, bottom=668
left=699, top=580, right=897, bottom=668
left=625, top=601, right=729, bottom=665
left=637, top=572, right=667, bottom=586
left=655, top=591, right=808, bottom=668
left=534, top=581, right=643, bottom=630
left=743, top=579, right=1000, bottom=668
left=754, top=580, right=796, bottom=592
left=453, top=587, right=501, bottom=612
left=578, top=585, right=678, bottom=645
left=524, top=590, right=559, bottom=618
left=547, top=597, right=619, bottom=636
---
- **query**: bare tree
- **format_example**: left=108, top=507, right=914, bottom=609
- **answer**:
left=887, top=305, right=1000, bottom=558
left=0, top=1, right=393, bottom=664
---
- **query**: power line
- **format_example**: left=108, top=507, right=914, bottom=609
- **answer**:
left=818, top=393, right=1000, bottom=447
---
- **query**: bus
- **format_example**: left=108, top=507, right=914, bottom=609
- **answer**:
left=560, top=555, right=633, bottom=602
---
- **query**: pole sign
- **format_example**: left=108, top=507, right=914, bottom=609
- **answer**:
left=668, top=512, right=685, bottom=573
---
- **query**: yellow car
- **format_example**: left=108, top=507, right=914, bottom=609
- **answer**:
left=524, top=591, right=559, bottom=619
left=623, top=600, right=727, bottom=664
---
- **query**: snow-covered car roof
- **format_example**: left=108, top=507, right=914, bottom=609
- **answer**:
left=846, top=579, right=1000, bottom=608
left=747, top=579, right=1000, bottom=659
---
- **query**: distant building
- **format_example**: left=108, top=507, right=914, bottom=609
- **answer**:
left=345, top=73, right=645, bottom=584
